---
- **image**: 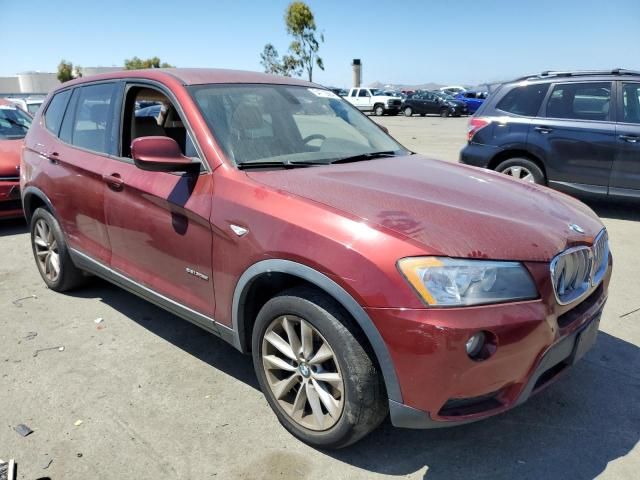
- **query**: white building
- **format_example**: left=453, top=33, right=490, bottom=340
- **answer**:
left=0, top=67, right=124, bottom=95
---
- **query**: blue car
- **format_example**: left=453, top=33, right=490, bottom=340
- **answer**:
left=454, top=91, right=488, bottom=114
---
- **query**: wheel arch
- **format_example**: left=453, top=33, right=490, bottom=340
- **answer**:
left=22, top=186, right=57, bottom=222
left=231, top=259, right=403, bottom=403
left=488, top=149, right=546, bottom=179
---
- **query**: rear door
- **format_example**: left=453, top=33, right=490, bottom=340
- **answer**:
left=611, top=81, right=640, bottom=196
left=35, top=83, right=118, bottom=265
left=530, top=81, right=617, bottom=194
left=102, top=82, right=216, bottom=320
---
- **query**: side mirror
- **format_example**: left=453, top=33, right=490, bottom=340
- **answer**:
left=131, top=136, right=197, bottom=173
left=378, top=125, right=390, bottom=134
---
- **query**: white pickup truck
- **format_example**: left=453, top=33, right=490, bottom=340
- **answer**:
left=344, top=88, right=402, bottom=116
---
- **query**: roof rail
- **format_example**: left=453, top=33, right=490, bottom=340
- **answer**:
left=512, top=68, right=640, bottom=82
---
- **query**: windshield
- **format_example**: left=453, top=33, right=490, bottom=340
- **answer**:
left=27, top=102, right=42, bottom=114
left=189, top=84, right=407, bottom=166
left=0, top=105, right=32, bottom=139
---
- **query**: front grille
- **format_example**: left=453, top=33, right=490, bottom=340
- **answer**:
left=389, top=99, right=401, bottom=107
left=551, top=229, right=609, bottom=305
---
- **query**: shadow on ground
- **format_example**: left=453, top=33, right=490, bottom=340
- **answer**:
left=68, top=279, right=260, bottom=390
left=329, top=331, right=640, bottom=479
left=69, top=279, right=640, bottom=480
left=0, top=218, right=27, bottom=237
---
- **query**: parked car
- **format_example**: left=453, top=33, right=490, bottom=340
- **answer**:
left=460, top=69, right=640, bottom=198
left=327, top=87, right=348, bottom=97
left=0, top=99, right=32, bottom=219
left=4, top=96, right=45, bottom=116
left=454, top=91, right=488, bottom=114
left=439, top=85, right=467, bottom=95
left=402, top=91, right=468, bottom=117
left=344, top=87, right=402, bottom=115
left=22, top=69, right=611, bottom=448
left=134, top=104, right=162, bottom=119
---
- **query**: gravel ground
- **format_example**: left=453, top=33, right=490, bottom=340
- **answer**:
left=1, top=116, right=638, bottom=479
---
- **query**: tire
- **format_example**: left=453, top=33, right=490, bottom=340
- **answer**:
left=403, top=107, right=413, bottom=117
left=373, top=104, right=385, bottom=116
left=252, top=287, right=387, bottom=449
left=495, top=157, right=546, bottom=185
left=30, top=208, right=87, bottom=292
left=440, top=108, right=450, bottom=118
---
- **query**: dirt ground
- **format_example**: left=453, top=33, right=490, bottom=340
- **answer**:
left=1, top=116, right=638, bottom=479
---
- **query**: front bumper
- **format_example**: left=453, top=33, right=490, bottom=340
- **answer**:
left=368, top=260, right=611, bottom=428
left=0, top=180, right=23, bottom=219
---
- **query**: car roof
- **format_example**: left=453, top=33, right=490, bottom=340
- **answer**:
left=507, top=68, right=640, bottom=85
left=60, top=68, right=318, bottom=89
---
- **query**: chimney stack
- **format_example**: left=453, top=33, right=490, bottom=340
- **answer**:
left=352, top=59, right=362, bottom=88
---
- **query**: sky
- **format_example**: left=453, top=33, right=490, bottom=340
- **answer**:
left=1, top=0, right=639, bottom=87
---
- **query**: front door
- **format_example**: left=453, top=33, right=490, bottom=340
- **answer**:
left=102, top=83, right=216, bottom=319
left=531, top=81, right=617, bottom=194
left=611, top=82, right=640, bottom=197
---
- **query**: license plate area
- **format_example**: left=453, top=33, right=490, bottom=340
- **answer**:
left=569, top=315, right=600, bottom=364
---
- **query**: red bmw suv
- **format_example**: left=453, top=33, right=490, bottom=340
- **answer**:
left=21, top=69, right=612, bottom=448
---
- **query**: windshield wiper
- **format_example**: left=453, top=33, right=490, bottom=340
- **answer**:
left=329, top=151, right=398, bottom=164
left=236, top=160, right=327, bottom=170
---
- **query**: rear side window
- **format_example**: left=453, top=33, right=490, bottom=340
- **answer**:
left=71, top=83, right=117, bottom=154
left=545, top=82, right=612, bottom=121
left=496, top=84, right=549, bottom=116
left=44, top=90, right=71, bottom=135
left=622, top=83, right=640, bottom=124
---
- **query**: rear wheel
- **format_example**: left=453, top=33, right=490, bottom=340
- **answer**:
left=403, top=107, right=413, bottom=117
left=252, top=287, right=387, bottom=449
left=496, top=157, right=545, bottom=185
left=30, top=208, right=87, bottom=292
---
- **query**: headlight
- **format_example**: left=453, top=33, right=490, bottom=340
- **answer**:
left=397, top=257, right=538, bottom=307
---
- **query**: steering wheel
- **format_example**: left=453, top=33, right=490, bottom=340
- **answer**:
left=302, top=134, right=326, bottom=145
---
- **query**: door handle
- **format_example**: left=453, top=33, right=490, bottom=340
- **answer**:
left=47, top=151, right=60, bottom=164
left=534, top=126, right=553, bottom=134
left=103, top=173, right=124, bottom=191
left=619, top=134, right=639, bottom=143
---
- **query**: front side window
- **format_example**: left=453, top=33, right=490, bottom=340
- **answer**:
left=622, top=83, right=640, bottom=124
left=189, top=84, right=407, bottom=166
left=44, top=90, right=71, bottom=135
left=0, top=105, right=32, bottom=140
left=496, top=83, right=549, bottom=117
left=545, top=82, right=612, bottom=121
left=358, top=89, right=370, bottom=98
left=71, top=83, right=117, bottom=154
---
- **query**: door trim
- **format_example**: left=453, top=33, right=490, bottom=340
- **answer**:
left=69, top=248, right=236, bottom=346
left=548, top=180, right=608, bottom=196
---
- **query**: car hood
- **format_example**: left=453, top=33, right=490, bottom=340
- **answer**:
left=246, top=155, right=604, bottom=262
left=0, top=139, right=23, bottom=177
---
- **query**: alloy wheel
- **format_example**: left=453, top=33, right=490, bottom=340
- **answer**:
left=33, top=218, right=60, bottom=282
left=261, top=315, right=345, bottom=431
left=501, top=165, right=535, bottom=183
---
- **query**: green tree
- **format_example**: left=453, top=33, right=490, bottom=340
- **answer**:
left=124, top=56, right=174, bottom=70
left=260, top=43, right=300, bottom=77
left=285, top=1, right=324, bottom=81
left=259, top=2, right=324, bottom=81
left=57, top=59, right=82, bottom=83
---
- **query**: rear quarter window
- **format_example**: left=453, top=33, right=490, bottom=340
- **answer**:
left=44, top=90, right=72, bottom=135
left=495, top=84, right=549, bottom=117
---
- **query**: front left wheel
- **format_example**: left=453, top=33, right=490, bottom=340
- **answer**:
left=30, top=208, right=87, bottom=292
left=252, top=287, right=387, bottom=449
left=374, top=104, right=385, bottom=116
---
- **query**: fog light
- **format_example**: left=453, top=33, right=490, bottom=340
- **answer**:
left=466, top=332, right=486, bottom=358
